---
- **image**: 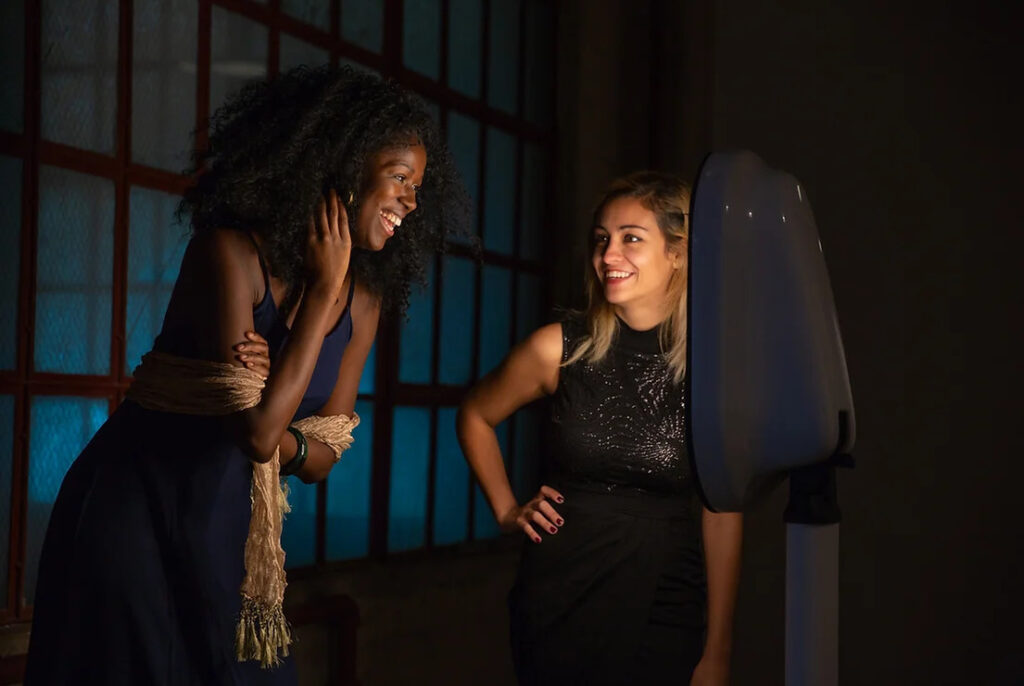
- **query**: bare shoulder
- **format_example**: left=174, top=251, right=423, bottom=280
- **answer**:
left=510, top=322, right=563, bottom=395
left=186, top=227, right=259, bottom=282
left=522, top=322, right=564, bottom=368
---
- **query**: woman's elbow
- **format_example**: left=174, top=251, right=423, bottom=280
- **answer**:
left=455, top=402, right=480, bottom=440
left=297, top=463, right=332, bottom=484
left=239, top=432, right=280, bottom=464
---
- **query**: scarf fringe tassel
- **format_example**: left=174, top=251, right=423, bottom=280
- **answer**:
left=235, top=595, right=293, bottom=668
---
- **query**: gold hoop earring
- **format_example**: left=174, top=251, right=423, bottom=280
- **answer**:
left=347, top=190, right=355, bottom=205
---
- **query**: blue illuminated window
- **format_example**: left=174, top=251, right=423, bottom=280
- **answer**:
left=126, top=187, right=189, bottom=374
left=0, top=156, right=21, bottom=370
left=479, top=265, right=512, bottom=375
left=438, top=256, right=476, bottom=385
left=35, top=167, right=114, bottom=375
left=403, top=0, right=441, bottom=80
left=25, top=397, right=108, bottom=603
left=484, top=128, right=517, bottom=255
left=399, top=261, right=436, bottom=384
left=342, top=0, right=384, bottom=53
left=5, top=0, right=555, bottom=604
left=326, top=400, right=374, bottom=560
left=0, top=396, right=13, bottom=610
left=387, top=407, right=432, bottom=552
left=433, top=408, right=469, bottom=545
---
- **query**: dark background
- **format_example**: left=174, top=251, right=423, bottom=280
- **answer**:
left=553, top=1, right=1023, bottom=684
left=2, top=1, right=1021, bottom=684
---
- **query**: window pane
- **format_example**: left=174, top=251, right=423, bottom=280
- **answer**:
left=0, top=156, right=21, bottom=370
left=424, top=99, right=441, bottom=125
left=519, top=142, right=548, bottom=261
left=399, top=260, right=435, bottom=384
left=280, top=34, right=330, bottom=72
left=0, top=395, right=13, bottom=609
left=479, top=265, right=511, bottom=376
left=41, top=0, right=118, bottom=152
left=523, top=0, right=555, bottom=128
left=35, top=167, right=114, bottom=375
left=342, top=0, right=384, bottom=54
left=473, top=421, right=506, bottom=539
left=339, top=57, right=381, bottom=78
left=483, top=127, right=516, bottom=255
left=433, top=407, right=468, bottom=546
left=126, top=187, right=189, bottom=375
left=0, top=0, right=24, bottom=132
left=210, top=8, right=268, bottom=117
left=25, top=396, right=108, bottom=603
left=387, top=406, right=431, bottom=552
left=132, top=0, right=197, bottom=171
left=487, top=0, right=520, bottom=115
left=358, top=342, right=376, bottom=395
left=447, top=0, right=482, bottom=98
left=446, top=111, right=480, bottom=240
left=516, top=272, right=544, bottom=342
left=282, top=0, right=330, bottom=31
left=438, top=256, right=475, bottom=385
left=282, top=474, right=317, bottom=568
left=326, top=399, right=374, bottom=559
left=403, top=0, right=441, bottom=80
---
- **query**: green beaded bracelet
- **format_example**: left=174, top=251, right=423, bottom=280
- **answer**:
left=281, top=426, right=308, bottom=476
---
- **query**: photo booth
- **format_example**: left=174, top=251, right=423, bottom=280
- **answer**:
left=688, top=150, right=856, bottom=686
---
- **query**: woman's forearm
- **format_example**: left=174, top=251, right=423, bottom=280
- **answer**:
left=276, top=430, right=337, bottom=483
left=702, top=509, right=743, bottom=658
left=237, top=289, right=337, bottom=462
left=456, top=404, right=518, bottom=527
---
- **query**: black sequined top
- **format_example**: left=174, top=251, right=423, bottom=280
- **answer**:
left=549, top=314, right=693, bottom=496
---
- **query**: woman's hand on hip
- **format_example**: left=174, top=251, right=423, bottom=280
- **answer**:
left=499, top=485, right=565, bottom=543
left=306, top=188, right=352, bottom=300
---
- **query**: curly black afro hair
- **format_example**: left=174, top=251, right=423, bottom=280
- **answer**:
left=179, top=64, right=470, bottom=315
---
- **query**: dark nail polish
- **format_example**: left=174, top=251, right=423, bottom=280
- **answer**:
left=556, top=519, right=563, bottom=526
left=549, top=527, right=557, bottom=534
left=556, top=497, right=564, bottom=503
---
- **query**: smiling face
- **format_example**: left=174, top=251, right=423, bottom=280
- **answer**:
left=350, top=141, right=427, bottom=251
left=591, top=196, right=682, bottom=317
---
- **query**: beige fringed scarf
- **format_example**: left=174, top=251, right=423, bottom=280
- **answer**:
left=126, top=350, right=360, bottom=667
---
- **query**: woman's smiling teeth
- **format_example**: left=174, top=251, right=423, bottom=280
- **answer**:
left=605, top=270, right=634, bottom=283
left=380, top=209, right=402, bottom=235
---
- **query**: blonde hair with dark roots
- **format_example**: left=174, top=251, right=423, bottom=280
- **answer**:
left=565, top=171, right=691, bottom=383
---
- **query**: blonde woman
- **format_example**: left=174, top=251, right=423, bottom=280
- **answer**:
left=457, top=172, right=742, bottom=685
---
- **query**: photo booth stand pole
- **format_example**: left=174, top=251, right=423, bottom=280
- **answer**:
left=783, top=439, right=853, bottom=686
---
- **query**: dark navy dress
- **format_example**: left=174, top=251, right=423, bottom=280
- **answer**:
left=25, top=237, right=354, bottom=685
left=509, top=315, right=707, bottom=686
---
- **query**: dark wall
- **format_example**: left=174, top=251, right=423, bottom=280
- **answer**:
left=708, top=2, right=1023, bottom=684
left=555, top=1, right=1023, bottom=683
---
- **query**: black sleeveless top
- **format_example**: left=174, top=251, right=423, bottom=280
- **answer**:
left=549, top=314, right=692, bottom=496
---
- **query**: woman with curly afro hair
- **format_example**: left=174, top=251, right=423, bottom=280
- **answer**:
left=25, top=65, right=468, bottom=685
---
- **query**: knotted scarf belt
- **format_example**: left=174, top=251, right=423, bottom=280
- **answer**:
left=126, top=351, right=360, bottom=667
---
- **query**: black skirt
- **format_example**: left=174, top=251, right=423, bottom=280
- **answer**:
left=509, top=485, right=707, bottom=686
